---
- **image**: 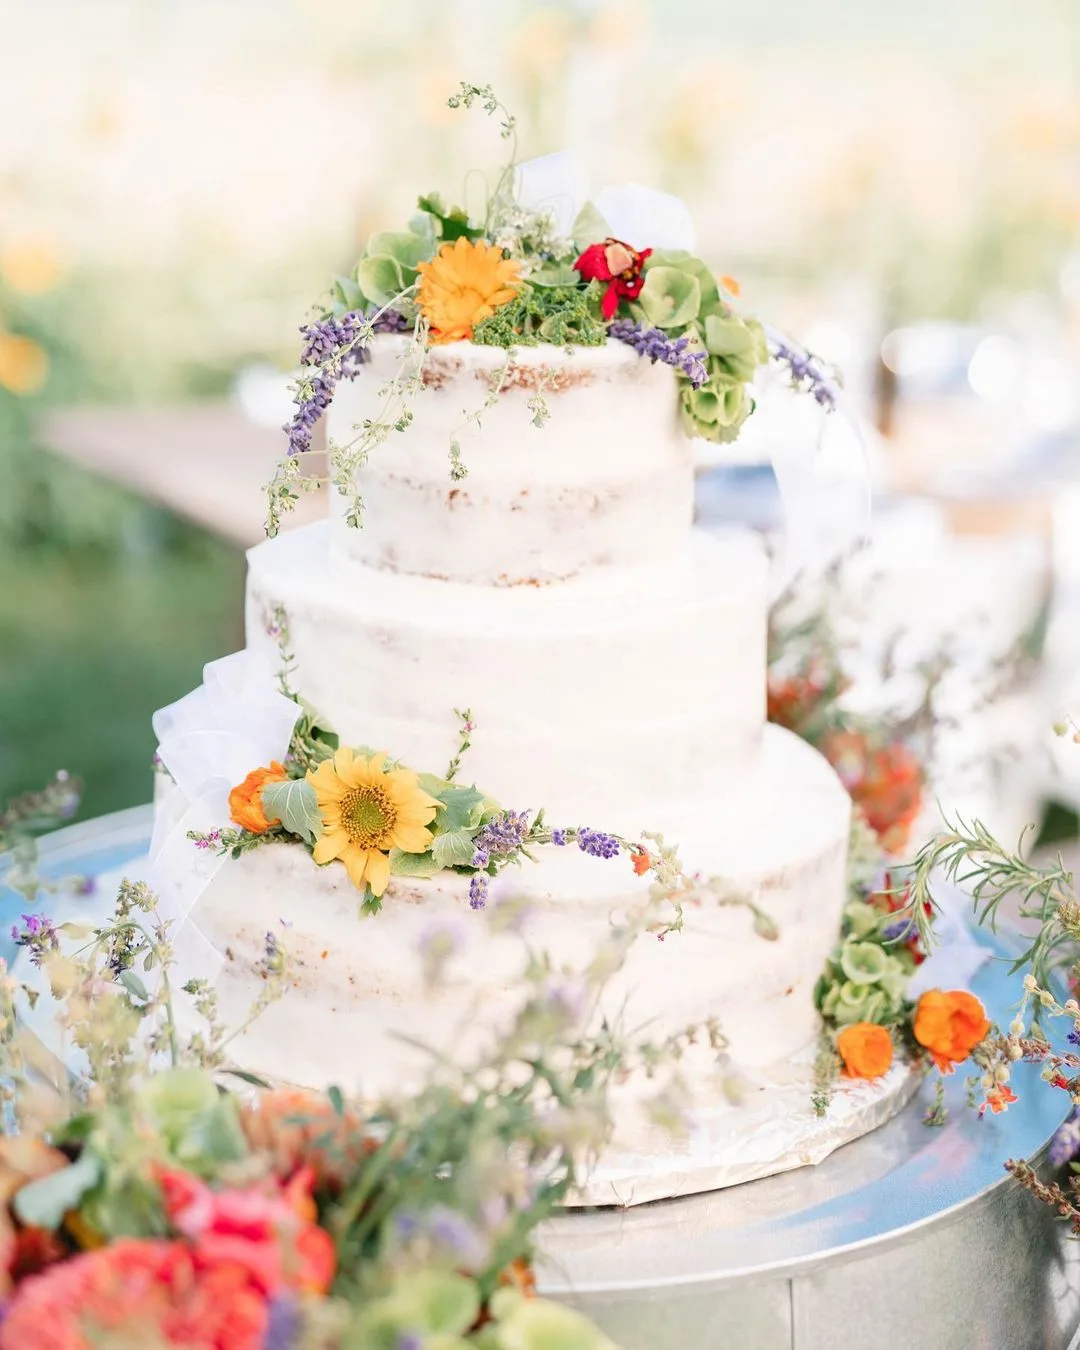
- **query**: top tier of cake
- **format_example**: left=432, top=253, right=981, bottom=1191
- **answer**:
left=326, top=338, right=693, bottom=587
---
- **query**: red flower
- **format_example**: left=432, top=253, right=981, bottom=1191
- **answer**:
left=0, top=1239, right=269, bottom=1350
left=574, top=238, right=652, bottom=320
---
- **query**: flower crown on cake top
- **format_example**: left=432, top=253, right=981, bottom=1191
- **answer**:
left=267, top=82, right=841, bottom=536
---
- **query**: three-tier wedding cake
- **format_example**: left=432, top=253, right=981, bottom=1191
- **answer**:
left=149, top=125, right=919, bottom=1201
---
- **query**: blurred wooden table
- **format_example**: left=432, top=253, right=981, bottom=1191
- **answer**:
left=41, top=401, right=326, bottom=548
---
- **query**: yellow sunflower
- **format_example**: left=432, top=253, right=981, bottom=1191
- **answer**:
left=416, top=237, right=520, bottom=344
left=307, top=748, right=439, bottom=897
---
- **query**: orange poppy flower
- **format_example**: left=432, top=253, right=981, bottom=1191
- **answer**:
left=835, top=1022, right=894, bottom=1079
left=228, top=762, right=289, bottom=834
left=913, top=989, right=990, bottom=1073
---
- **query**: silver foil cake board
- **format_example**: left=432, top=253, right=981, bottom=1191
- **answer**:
left=9, top=809, right=1080, bottom=1350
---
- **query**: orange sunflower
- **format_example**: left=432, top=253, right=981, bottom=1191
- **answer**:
left=306, top=749, right=439, bottom=897
left=416, top=237, right=520, bottom=344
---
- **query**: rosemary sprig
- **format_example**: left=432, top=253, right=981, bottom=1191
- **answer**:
left=904, top=813, right=1074, bottom=991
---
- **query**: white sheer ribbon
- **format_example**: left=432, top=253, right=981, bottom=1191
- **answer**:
left=148, top=651, right=300, bottom=978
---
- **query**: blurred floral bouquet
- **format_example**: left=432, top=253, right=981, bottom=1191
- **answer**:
left=0, top=828, right=715, bottom=1349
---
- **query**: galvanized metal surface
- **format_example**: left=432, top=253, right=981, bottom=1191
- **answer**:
left=10, top=808, right=1080, bottom=1350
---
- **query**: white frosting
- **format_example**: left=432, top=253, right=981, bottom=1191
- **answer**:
left=326, top=339, right=693, bottom=586
left=186, top=725, right=850, bottom=1102
left=246, top=522, right=768, bottom=825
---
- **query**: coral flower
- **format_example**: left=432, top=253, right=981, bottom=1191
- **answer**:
left=835, top=1022, right=894, bottom=1079
left=0, top=1238, right=269, bottom=1350
left=821, top=731, right=923, bottom=853
left=913, top=989, right=990, bottom=1073
left=631, top=848, right=652, bottom=877
left=241, top=1088, right=371, bottom=1190
left=416, top=237, right=520, bottom=344
left=228, top=762, right=289, bottom=835
left=982, top=1083, right=1018, bottom=1115
left=306, top=748, right=439, bottom=897
left=573, top=237, right=652, bottom=320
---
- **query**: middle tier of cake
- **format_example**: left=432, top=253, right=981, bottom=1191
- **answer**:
left=246, top=521, right=769, bottom=825
left=175, top=721, right=851, bottom=1101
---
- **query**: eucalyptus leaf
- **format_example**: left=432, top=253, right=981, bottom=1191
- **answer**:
left=637, top=267, right=701, bottom=329
left=432, top=828, right=479, bottom=870
left=261, top=779, right=322, bottom=844
left=389, top=848, right=439, bottom=879
left=14, top=1151, right=101, bottom=1230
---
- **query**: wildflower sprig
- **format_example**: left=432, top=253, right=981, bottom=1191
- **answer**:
left=0, top=772, right=86, bottom=906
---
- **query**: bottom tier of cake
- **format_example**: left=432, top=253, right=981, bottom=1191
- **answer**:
left=163, top=726, right=850, bottom=1133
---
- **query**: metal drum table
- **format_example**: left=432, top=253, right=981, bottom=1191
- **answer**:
left=7, top=807, right=1080, bottom=1350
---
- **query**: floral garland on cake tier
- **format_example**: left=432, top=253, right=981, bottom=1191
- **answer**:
left=265, top=82, right=842, bottom=537
left=185, top=607, right=775, bottom=943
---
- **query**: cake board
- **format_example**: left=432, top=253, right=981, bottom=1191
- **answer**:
left=5, top=807, right=1079, bottom=1350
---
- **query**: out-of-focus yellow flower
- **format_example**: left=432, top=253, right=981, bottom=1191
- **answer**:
left=0, top=333, right=49, bottom=396
left=0, top=239, right=66, bottom=296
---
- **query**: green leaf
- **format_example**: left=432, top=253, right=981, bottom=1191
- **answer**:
left=221, top=1067, right=273, bottom=1089
left=703, top=314, right=768, bottom=380
left=118, top=968, right=149, bottom=1002
left=332, top=274, right=364, bottom=312
left=356, top=255, right=406, bottom=307
left=261, top=779, right=322, bottom=844
left=432, top=828, right=478, bottom=869
left=570, top=201, right=610, bottom=251
left=637, top=267, right=701, bottom=329
left=529, top=265, right=582, bottom=288
left=14, top=1151, right=101, bottom=1229
left=328, top=1084, right=345, bottom=1116
left=435, top=784, right=487, bottom=834
left=492, top=1296, right=617, bottom=1350
left=646, top=249, right=720, bottom=310
left=366, top=230, right=433, bottom=271
left=389, top=848, right=439, bottom=879
left=417, top=193, right=482, bottom=242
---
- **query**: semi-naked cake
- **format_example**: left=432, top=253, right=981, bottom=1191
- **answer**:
left=148, top=136, right=914, bottom=1201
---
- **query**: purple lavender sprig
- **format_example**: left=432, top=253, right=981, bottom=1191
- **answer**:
left=576, top=828, right=621, bottom=860
left=284, top=308, right=410, bottom=457
left=1049, top=1109, right=1080, bottom=1166
left=767, top=331, right=838, bottom=410
left=471, top=810, right=532, bottom=868
left=609, top=318, right=709, bottom=389
left=11, top=914, right=60, bottom=968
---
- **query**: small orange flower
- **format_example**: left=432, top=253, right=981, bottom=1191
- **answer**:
left=913, top=989, right=990, bottom=1073
left=631, top=848, right=652, bottom=877
left=821, top=731, right=923, bottom=853
left=228, top=762, right=288, bottom=835
left=719, top=274, right=741, bottom=297
left=416, top=237, right=520, bottom=344
left=983, top=1084, right=1018, bottom=1115
left=835, top=1022, right=894, bottom=1079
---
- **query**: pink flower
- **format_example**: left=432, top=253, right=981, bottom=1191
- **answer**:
left=158, top=1167, right=334, bottom=1296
